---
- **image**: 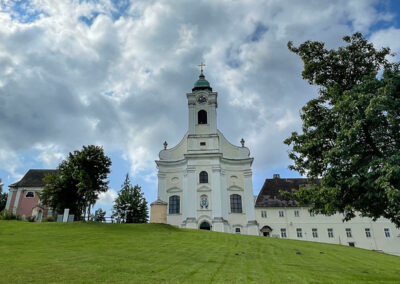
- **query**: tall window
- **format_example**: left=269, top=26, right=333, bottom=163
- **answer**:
left=294, top=210, right=300, bottom=217
left=309, top=211, right=315, bottom=217
left=296, top=228, right=303, bottom=238
left=230, top=194, right=242, bottom=213
left=169, top=195, right=180, bottom=214
left=198, top=110, right=207, bottom=124
left=312, top=228, right=318, bottom=238
left=365, top=228, right=371, bottom=238
left=279, top=210, right=284, bottom=217
left=199, top=171, right=208, bottom=183
left=281, top=228, right=287, bottom=238
left=384, top=228, right=391, bottom=238
left=346, top=228, right=352, bottom=238
left=261, top=210, right=267, bottom=218
left=327, top=228, right=334, bottom=238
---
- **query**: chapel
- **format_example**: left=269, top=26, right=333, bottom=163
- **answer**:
left=151, top=67, right=259, bottom=235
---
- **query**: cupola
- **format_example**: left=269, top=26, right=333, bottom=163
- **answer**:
left=192, top=72, right=212, bottom=92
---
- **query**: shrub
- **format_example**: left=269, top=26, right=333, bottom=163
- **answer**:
left=0, top=209, right=19, bottom=220
left=42, top=216, right=55, bottom=222
left=26, top=216, right=36, bottom=222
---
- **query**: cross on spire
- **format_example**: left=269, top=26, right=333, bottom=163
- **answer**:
left=198, top=62, right=206, bottom=73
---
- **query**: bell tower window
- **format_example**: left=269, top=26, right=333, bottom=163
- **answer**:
left=198, top=110, right=207, bottom=124
left=199, top=171, right=208, bottom=183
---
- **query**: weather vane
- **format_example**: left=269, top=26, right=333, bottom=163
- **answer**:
left=198, top=62, right=206, bottom=73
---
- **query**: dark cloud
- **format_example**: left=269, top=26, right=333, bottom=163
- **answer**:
left=0, top=0, right=398, bottom=184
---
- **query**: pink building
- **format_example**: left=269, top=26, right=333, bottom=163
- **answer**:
left=6, top=169, right=57, bottom=221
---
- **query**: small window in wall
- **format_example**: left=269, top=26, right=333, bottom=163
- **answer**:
left=280, top=228, right=287, bottom=238
left=346, top=228, right=352, bottom=238
left=327, top=228, right=334, bottom=238
left=261, top=210, right=267, bottom=218
left=198, top=110, right=207, bottom=124
left=365, top=228, right=371, bottom=238
left=169, top=195, right=180, bottom=214
left=309, top=211, right=315, bottom=217
left=199, top=171, right=208, bottom=183
left=25, top=191, right=34, bottom=198
left=230, top=194, right=242, bottom=213
left=384, top=228, right=391, bottom=238
left=294, top=210, right=300, bottom=217
left=312, top=228, right=318, bottom=238
left=200, top=142, right=206, bottom=146
left=235, top=228, right=241, bottom=234
left=296, top=228, right=303, bottom=238
left=279, top=210, right=284, bottom=217
left=348, top=242, right=355, bottom=247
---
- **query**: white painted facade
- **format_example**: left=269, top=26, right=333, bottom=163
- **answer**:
left=255, top=207, right=400, bottom=256
left=155, top=73, right=259, bottom=235
left=152, top=72, right=400, bottom=255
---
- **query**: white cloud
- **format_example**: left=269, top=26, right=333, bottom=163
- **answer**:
left=96, top=188, right=118, bottom=207
left=0, top=0, right=397, bottom=189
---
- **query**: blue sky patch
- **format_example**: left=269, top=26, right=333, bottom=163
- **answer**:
left=111, top=0, right=130, bottom=20
left=249, top=23, right=268, bottom=42
left=79, top=11, right=100, bottom=26
left=1, top=0, right=47, bottom=23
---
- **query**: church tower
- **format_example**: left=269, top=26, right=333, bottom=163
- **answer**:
left=154, top=67, right=259, bottom=235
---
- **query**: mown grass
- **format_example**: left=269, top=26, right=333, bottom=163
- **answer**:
left=0, top=221, right=399, bottom=283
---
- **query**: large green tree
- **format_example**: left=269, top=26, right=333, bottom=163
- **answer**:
left=113, top=174, right=148, bottom=223
left=0, top=178, right=7, bottom=212
left=41, top=145, right=112, bottom=220
left=285, top=33, right=400, bottom=226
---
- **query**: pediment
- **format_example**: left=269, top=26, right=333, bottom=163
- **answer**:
left=197, top=184, right=211, bottom=192
left=166, top=187, right=182, bottom=193
left=228, top=185, right=243, bottom=191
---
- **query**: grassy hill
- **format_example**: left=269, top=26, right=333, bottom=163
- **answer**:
left=0, top=221, right=399, bottom=283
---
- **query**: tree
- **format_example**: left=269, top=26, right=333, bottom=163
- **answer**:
left=285, top=32, right=400, bottom=226
left=94, top=208, right=106, bottom=222
left=41, top=145, right=112, bottom=220
left=113, top=174, right=148, bottom=223
left=0, top=178, right=8, bottom=212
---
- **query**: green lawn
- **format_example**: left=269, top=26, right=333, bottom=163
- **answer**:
left=0, top=222, right=399, bottom=283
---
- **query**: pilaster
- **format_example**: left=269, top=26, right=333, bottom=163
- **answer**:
left=188, top=100, right=196, bottom=135
left=243, top=169, right=256, bottom=222
left=157, top=173, right=167, bottom=202
left=183, top=165, right=196, bottom=221
left=13, top=188, right=22, bottom=214
left=5, top=189, right=13, bottom=210
left=211, top=166, right=222, bottom=217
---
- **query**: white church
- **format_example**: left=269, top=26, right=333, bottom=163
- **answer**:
left=151, top=67, right=258, bottom=235
left=6, top=67, right=400, bottom=255
left=150, top=68, right=400, bottom=256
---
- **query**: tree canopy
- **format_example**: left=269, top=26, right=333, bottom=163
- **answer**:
left=285, top=33, right=400, bottom=226
left=41, top=145, right=112, bottom=220
left=113, top=174, right=148, bottom=223
left=0, top=178, right=7, bottom=212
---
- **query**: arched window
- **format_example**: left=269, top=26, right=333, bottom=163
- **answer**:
left=199, top=171, right=208, bottom=183
left=25, top=191, right=34, bottom=198
left=230, top=194, right=242, bottom=213
left=169, top=195, right=180, bottom=214
left=198, top=110, right=207, bottom=124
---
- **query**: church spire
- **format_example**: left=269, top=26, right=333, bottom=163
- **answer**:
left=192, top=62, right=212, bottom=92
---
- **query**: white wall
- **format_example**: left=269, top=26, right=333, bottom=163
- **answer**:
left=256, top=207, right=400, bottom=256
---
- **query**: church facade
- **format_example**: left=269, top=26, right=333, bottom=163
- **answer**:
left=153, top=70, right=259, bottom=235
left=150, top=70, right=400, bottom=255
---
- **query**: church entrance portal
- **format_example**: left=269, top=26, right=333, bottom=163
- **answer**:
left=260, top=225, right=273, bottom=237
left=199, top=221, right=211, bottom=230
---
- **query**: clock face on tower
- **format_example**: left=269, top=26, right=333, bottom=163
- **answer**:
left=197, top=95, right=207, bottom=104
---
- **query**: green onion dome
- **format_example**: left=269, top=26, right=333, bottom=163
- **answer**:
left=192, top=72, right=212, bottom=92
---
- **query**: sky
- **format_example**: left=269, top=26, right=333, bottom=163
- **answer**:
left=1, top=0, right=400, bottom=215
